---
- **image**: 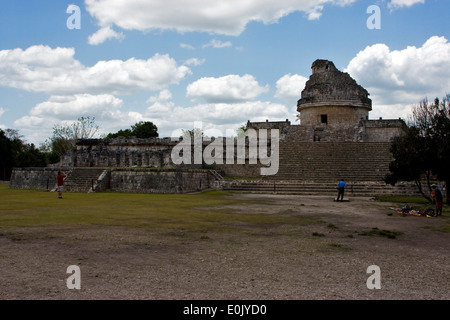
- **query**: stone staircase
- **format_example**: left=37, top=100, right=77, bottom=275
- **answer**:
left=265, top=142, right=393, bottom=182
left=221, top=180, right=419, bottom=197
left=221, top=142, right=419, bottom=196
left=63, top=168, right=107, bottom=193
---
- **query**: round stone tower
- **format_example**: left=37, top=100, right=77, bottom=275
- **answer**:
left=297, top=59, right=372, bottom=127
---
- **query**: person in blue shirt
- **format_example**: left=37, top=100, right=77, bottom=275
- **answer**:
left=337, top=179, right=347, bottom=202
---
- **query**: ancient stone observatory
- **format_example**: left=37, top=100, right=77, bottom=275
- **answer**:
left=298, top=59, right=371, bottom=125
left=259, top=59, right=406, bottom=142
left=240, top=59, right=410, bottom=190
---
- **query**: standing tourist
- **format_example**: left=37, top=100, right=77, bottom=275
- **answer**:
left=57, top=171, right=67, bottom=199
left=431, top=184, right=443, bottom=216
left=337, top=179, right=347, bottom=202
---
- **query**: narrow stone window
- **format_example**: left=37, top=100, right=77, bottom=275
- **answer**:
left=321, top=114, right=328, bottom=124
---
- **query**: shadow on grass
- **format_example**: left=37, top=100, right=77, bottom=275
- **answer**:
left=357, top=227, right=403, bottom=239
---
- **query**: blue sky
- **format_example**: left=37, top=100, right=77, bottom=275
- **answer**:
left=0, top=0, right=449, bottom=145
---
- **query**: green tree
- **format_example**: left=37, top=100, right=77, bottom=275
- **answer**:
left=131, top=121, right=159, bottom=138
left=14, top=143, right=47, bottom=168
left=0, top=128, right=48, bottom=180
left=42, top=116, right=100, bottom=160
left=107, top=121, right=158, bottom=139
left=0, top=129, right=13, bottom=180
left=385, top=95, right=450, bottom=203
left=427, top=96, right=450, bottom=202
left=106, top=128, right=133, bottom=139
left=384, top=127, right=434, bottom=202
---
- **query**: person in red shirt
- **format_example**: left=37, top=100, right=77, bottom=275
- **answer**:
left=57, top=171, right=67, bottom=199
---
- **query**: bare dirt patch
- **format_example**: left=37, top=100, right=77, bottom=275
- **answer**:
left=0, top=194, right=448, bottom=300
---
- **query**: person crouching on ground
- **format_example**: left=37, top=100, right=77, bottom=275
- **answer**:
left=57, top=171, right=67, bottom=199
left=337, top=179, right=347, bottom=202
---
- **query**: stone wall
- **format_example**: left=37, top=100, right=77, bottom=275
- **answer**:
left=364, top=119, right=407, bottom=142
left=9, top=167, right=219, bottom=194
left=59, top=136, right=268, bottom=178
left=246, top=119, right=292, bottom=140
left=299, top=105, right=368, bottom=126
left=9, top=168, right=70, bottom=191
left=109, top=169, right=216, bottom=193
left=258, top=118, right=406, bottom=143
left=92, top=170, right=110, bottom=193
left=59, top=137, right=177, bottom=168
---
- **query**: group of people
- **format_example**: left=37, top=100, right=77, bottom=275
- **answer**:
left=336, top=178, right=444, bottom=216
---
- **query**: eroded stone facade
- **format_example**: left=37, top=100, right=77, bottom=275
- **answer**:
left=250, top=59, right=406, bottom=142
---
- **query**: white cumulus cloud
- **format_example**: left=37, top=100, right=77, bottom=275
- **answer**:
left=29, top=94, right=123, bottom=118
left=183, top=58, right=205, bottom=66
left=143, top=89, right=290, bottom=138
left=180, top=43, right=195, bottom=50
left=186, top=74, right=269, bottom=103
left=146, top=90, right=175, bottom=116
left=177, top=101, right=289, bottom=124
left=13, top=94, right=149, bottom=144
left=346, top=36, right=450, bottom=119
left=202, top=39, right=232, bottom=49
left=85, top=0, right=357, bottom=37
left=388, top=0, right=425, bottom=9
left=166, top=101, right=290, bottom=138
left=0, top=45, right=195, bottom=144
left=275, top=74, right=308, bottom=105
left=0, top=45, right=192, bottom=95
left=88, top=26, right=125, bottom=45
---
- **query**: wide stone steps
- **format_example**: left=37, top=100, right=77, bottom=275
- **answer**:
left=64, top=168, right=106, bottom=192
left=222, top=180, right=419, bottom=197
left=265, top=142, right=392, bottom=182
left=222, top=141, right=408, bottom=196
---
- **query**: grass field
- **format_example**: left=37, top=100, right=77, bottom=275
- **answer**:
left=2, top=184, right=448, bottom=229
left=0, top=184, right=316, bottom=233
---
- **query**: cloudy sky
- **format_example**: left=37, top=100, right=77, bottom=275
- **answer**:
left=0, top=0, right=449, bottom=144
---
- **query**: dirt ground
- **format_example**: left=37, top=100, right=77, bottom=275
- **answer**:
left=0, top=193, right=448, bottom=300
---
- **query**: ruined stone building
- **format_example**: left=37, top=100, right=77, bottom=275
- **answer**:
left=248, top=59, right=406, bottom=143
left=10, top=59, right=417, bottom=196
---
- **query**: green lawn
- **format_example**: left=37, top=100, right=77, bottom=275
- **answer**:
left=0, top=184, right=310, bottom=233
left=373, top=195, right=433, bottom=204
left=2, top=184, right=448, bottom=235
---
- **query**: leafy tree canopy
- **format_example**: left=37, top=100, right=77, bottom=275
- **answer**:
left=0, top=128, right=48, bottom=180
left=107, top=121, right=158, bottom=139
left=385, top=95, right=449, bottom=203
left=41, top=116, right=100, bottom=159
